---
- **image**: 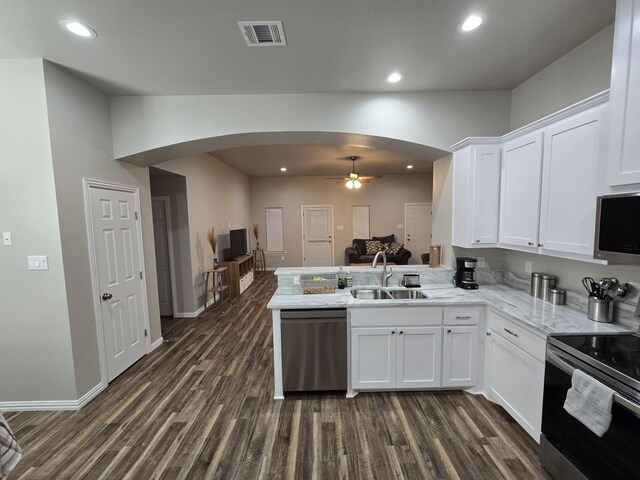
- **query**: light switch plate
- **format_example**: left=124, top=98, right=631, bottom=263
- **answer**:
left=28, top=255, right=49, bottom=270
left=3, top=232, right=12, bottom=246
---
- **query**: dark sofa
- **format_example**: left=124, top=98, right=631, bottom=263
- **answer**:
left=345, top=234, right=412, bottom=265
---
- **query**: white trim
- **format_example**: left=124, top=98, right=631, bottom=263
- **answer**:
left=0, top=382, right=106, bottom=412
left=82, top=179, right=153, bottom=387
left=301, top=205, right=335, bottom=267
left=149, top=336, right=165, bottom=352
left=450, top=90, right=610, bottom=151
left=174, top=306, right=205, bottom=318
left=152, top=196, right=179, bottom=318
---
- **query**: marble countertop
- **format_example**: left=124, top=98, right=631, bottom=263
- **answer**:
left=267, top=282, right=634, bottom=337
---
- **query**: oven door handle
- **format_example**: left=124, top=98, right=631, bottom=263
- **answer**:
left=547, top=348, right=640, bottom=418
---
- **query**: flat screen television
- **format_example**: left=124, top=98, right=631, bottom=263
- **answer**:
left=229, top=228, right=248, bottom=259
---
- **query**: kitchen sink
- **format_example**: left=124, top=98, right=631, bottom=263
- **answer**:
left=350, top=288, right=428, bottom=300
left=350, top=288, right=393, bottom=300
left=388, top=289, right=428, bottom=299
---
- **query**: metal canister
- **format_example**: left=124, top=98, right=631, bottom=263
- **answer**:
left=540, top=274, right=556, bottom=301
left=530, top=272, right=543, bottom=298
left=588, top=297, right=614, bottom=323
left=548, top=288, right=566, bottom=305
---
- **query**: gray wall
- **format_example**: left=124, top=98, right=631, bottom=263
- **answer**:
left=510, top=24, right=614, bottom=130
left=250, top=174, right=432, bottom=268
left=0, top=59, right=77, bottom=402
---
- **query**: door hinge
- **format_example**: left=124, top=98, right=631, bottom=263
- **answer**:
left=140, top=271, right=143, bottom=279
left=144, top=328, right=148, bottom=337
left=135, top=211, right=139, bottom=220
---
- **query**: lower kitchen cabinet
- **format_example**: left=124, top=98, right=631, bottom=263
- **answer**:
left=486, top=328, right=545, bottom=442
left=442, top=325, right=479, bottom=388
left=351, top=326, right=442, bottom=390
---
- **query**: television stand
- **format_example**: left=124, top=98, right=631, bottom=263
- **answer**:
left=222, top=253, right=255, bottom=298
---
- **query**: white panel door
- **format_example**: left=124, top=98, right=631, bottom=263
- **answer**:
left=539, top=107, right=603, bottom=255
left=396, top=326, right=442, bottom=389
left=488, top=331, right=544, bottom=442
left=352, top=205, right=370, bottom=239
left=405, top=204, right=431, bottom=263
left=152, top=199, right=173, bottom=316
left=302, top=206, right=333, bottom=267
left=442, top=325, right=479, bottom=388
left=90, top=187, right=147, bottom=382
left=351, top=327, right=396, bottom=390
left=470, top=146, right=501, bottom=245
left=499, top=132, right=543, bottom=248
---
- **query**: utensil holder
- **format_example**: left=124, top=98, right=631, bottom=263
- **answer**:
left=587, top=296, right=614, bottom=323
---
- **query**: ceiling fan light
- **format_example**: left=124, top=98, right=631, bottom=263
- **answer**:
left=353, top=179, right=362, bottom=189
left=346, top=180, right=354, bottom=189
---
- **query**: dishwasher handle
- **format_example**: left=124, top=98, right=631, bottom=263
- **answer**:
left=280, top=308, right=347, bottom=320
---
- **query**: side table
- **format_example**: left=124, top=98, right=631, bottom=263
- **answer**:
left=204, top=267, right=231, bottom=310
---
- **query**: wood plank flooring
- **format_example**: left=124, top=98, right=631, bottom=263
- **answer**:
left=5, top=273, right=551, bottom=479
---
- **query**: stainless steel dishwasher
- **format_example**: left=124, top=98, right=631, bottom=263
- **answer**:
left=281, top=308, right=347, bottom=392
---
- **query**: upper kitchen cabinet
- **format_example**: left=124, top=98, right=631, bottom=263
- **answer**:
left=452, top=142, right=502, bottom=248
left=608, top=0, right=640, bottom=186
left=499, top=132, right=543, bottom=249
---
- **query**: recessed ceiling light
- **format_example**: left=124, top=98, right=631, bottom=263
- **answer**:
left=60, top=20, right=97, bottom=38
left=458, top=14, right=485, bottom=32
left=407, top=165, right=414, bottom=169
left=386, top=72, right=403, bottom=84
left=280, top=167, right=287, bottom=172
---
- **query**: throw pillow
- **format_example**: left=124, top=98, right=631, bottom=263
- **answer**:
left=365, top=240, right=384, bottom=255
left=372, top=234, right=395, bottom=244
left=384, top=242, right=404, bottom=255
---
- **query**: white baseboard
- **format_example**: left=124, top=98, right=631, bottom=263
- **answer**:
left=174, top=306, right=205, bottom=318
left=149, top=337, right=164, bottom=352
left=0, top=382, right=106, bottom=412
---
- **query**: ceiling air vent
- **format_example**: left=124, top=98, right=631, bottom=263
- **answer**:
left=238, top=21, right=287, bottom=46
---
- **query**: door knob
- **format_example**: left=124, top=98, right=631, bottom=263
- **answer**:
left=102, top=293, right=113, bottom=300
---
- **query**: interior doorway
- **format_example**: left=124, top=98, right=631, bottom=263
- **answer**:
left=302, top=205, right=334, bottom=267
left=152, top=197, right=177, bottom=317
left=405, top=203, right=432, bottom=265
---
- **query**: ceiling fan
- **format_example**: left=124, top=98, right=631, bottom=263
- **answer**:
left=325, top=156, right=381, bottom=189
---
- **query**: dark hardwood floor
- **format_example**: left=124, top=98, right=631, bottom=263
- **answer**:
left=6, top=273, right=550, bottom=479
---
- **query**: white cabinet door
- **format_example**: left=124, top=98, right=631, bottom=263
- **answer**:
left=608, top=0, right=640, bottom=186
left=396, top=326, right=442, bottom=389
left=487, top=331, right=544, bottom=442
left=442, top=325, right=479, bottom=388
left=539, top=107, right=604, bottom=255
left=499, top=132, right=543, bottom=248
left=351, top=327, right=396, bottom=390
left=452, top=144, right=501, bottom=248
left=470, top=145, right=502, bottom=245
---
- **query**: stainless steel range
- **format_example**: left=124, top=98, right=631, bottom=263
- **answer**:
left=541, top=330, right=640, bottom=480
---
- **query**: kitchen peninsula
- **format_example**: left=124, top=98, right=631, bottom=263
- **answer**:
left=268, top=265, right=632, bottom=442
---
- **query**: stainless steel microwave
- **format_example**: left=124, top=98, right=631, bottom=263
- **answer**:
left=594, top=193, right=640, bottom=264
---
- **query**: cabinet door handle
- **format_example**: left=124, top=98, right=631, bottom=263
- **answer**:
left=527, top=241, right=534, bottom=246
left=399, top=331, right=404, bottom=335
left=504, top=328, right=518, bottom=337
left=538, top=243, right=544, bottom=247
left=486, top=332, right=491, bottom=336
left=391, top=331, right=395, bottom=335
left=455, top=315, right=472, bottom=320
left=447, top=329, right=452, bottom=334
left=475, top=239, right=480, bottom=243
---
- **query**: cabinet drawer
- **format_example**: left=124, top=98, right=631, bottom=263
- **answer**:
left=350, top=307, right=443, bottom=327
left=487, top=310, right=546, bottom=362
left=444, top=306, right=482, bottom=325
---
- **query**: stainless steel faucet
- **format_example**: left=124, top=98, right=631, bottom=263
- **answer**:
left=372, top=251, right=393, bottom=287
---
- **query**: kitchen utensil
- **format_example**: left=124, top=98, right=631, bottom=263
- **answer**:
left=582, top=276, right=596, bottom=296
left=612, top=283, right=631, bottom=299
left=599, top=278, right=612, bottom=292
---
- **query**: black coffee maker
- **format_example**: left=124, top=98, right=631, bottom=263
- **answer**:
left=453, top=257, right=479, bottom=289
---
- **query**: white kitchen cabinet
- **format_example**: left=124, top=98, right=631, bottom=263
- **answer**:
left=485, top=311, right=545, bottom=442
left=396, top=326, right=442, bottom=388
left=539, top=106, right=605, bottom=256
left=608, top=0, right=640, bottom=186
left=442, top=325, right=479, bottom=388
left=452, top=143, right=502, bottom=248
left=351, top=326, right=442, bottom=390
left=499, top=132, right=544, bottom=249
left=351, top=327, right=396, bottom=390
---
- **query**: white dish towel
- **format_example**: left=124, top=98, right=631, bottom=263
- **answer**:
left=563, top=369, right=615, bottom=437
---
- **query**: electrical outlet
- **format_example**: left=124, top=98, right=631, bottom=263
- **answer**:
left=281, top=255, right=285, bottom=261
left=477, top=257, right=485, bottom=268
left=525, top=260, right=532, bottom=274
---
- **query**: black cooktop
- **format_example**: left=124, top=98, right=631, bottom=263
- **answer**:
left=552, top=334, right=640, bottom=384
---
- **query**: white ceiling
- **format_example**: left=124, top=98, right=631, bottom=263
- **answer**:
left=212, top=144, right=442, bottom=177
left=0, top=0, right=614, bottom=96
